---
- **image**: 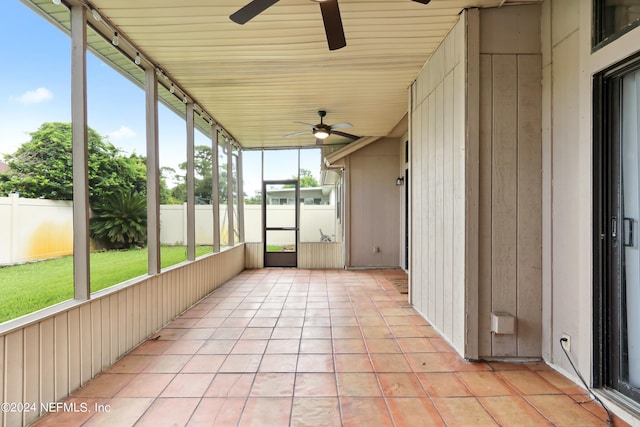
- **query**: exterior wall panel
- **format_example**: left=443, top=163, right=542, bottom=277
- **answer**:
left=517, top=54, right=543, bottom=356
left=410, top=5, right=542, bottom=358
left=550, top=31, right=581, bottom=367
left=478, top=53, right=494, bottom=358
left=298, top=243, right=343, bottom=268
left=348, top=138, right=401, bottom=268
left=90, top=301, right=102, bottom=377
left=40, top=319, right=55, bottom=412
left=410, top=99, right=423, bottom=307
left=68, top=308, right=81, bottom=393
left=54, top=313, right=69, bottom=401
left=23, top=325, right=39, bottom=426
left=491, top=54, right=519, bottom=357
left=244, top=242, right=263, bottom=269
left=0, top=337, right=4, bottom=423
left=476, top=5, right=542, bottom=359
left=4, top=330, right=23, bottom=427
left=410, top=13, right=468, bottom=354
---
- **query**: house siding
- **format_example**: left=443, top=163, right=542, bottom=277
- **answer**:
left=477, top=5, right=543, bottom=358
left=410, top=12, right=468, bottom=354
left=409, top=5, right=543, bottom=359
left=347, top=137, right=401, bottom=268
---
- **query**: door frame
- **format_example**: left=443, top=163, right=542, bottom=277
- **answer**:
left=263, top=179, right=299, bottom=267
left=593, top=54, right=640, bottom=404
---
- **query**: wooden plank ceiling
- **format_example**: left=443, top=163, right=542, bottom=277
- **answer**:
left=34, top=0, right=540, bottom=149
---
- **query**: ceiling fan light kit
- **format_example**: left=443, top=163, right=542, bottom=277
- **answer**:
left=313, top=129, right=330, bottom=139
left=284, top=110, right=359, bottom=145
left=230, top=0, right=430, bottom=51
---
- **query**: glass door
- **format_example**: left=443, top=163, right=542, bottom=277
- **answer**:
left=619, top=70, right=640, bottom=395
left=595, top=64, right=640, bottom=404
left=263, top=180, right=299, bottom=267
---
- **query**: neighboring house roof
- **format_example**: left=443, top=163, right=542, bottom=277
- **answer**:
left=268, top=187, right=332, bottom=198
left=0, top=161, right=9, bottom=174
left=268, top=187, right=323, bottom=194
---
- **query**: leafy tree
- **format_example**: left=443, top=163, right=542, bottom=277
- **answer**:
left=283, top=168, right=319, bottom=188
left=299, top=168, right=319, bottom=188
left=0, top=122, right=146, bottom=202
left=160, top=166, right=179, bottom=204
left=167, top=147, right=240, bottom=204
left=170, top=145, right=214, bottom=204
left=192, top=145, right=214, bottom=202
left=218, top=162, right=237, bottom=204
left=90, top=190, right=147, bottom=249
left=244, top=192, right=262, bottom=205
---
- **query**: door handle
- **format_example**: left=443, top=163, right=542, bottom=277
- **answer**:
left=612, top=217, right=617, bottom=239
left=624, top=217, right=634, bottom=247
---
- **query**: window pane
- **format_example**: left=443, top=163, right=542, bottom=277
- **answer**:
left=263, top=149, right=298, bottom=180
left=232, top=145, right=240, bottom=243
left=0, top=2, right=72, bottom=322
left=242, top=150, right=262, bottom=243
left=87, top=27, right=148, bottom=292
left=159, top=85, right=187, bottom=268
left=219, top=136, right=230, bottom=247
left=596, top=0, right=640, bottom=45
left=266, top=230, right=297, bottom=252
left=299, top=148, right=337, bottom=242
left=194, top=122, right=213, bottom=256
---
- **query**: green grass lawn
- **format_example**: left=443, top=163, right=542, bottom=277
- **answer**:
left=0, top=246, right=212, bottom=324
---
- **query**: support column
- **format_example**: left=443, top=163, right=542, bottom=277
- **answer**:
left=237, top=149, right=245, bottom=243
left=227, top=140, right=235, bottom=246
left=212, top=126, right=221, bottom=252
left=186, top=103, right=196, bottom=260
left=145, top=68, right=160, bottom=275
left=71, top=5, right=90, bottom=300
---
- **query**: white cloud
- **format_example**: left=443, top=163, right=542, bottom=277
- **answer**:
left=15, top=87, right=53, bottom=104
left=108, top=125, right=136, bottom=140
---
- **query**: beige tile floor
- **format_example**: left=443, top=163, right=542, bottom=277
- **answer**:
left=32, top=268, right=630, bottom=426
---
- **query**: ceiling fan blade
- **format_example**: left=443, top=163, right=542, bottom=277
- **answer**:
left=331, top=130, right=360, bottom=140
left=293, top=121, right=317, bottom=128
left=230, top=0, right=279, bottom=24
left=319, top=0, right=346, bottom=51
left=284, top=130, right=311, bottom=138
left=412, top=0, right=431, bottom=4
left=330, top=122, right=352, bottom=129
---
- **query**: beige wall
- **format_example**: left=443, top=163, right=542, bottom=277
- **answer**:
left=541, top=0, right=584, bottom=374
left=410, top=12, right=469, bottom=355
left=541, top=0, right=640, bottom=383
left=540, top=0, right=640, bottom=422
left=410, top=5, right=543, bottom=359
left=477, top=5, right=542, bottom=358
left=345, top=137, right=402, bottom=268
left=0, top=246, right=244, bottom=427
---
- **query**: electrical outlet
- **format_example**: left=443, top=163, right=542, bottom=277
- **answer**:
left=561, top=333, right=571, bottom=352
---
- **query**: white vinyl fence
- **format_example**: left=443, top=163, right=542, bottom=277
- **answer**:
left=0, top=194, right=73, bottom=266
left=159, top=204, right=338, bottom=245
left=0, top=195, right=339, bottom=265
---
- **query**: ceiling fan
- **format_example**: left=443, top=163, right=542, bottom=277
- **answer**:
left=230, top=0, right=431, bottom=51
left=284, top=110, right=360, bottom=145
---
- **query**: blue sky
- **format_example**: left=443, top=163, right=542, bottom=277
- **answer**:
left=1, top=1, right=321, bottom=196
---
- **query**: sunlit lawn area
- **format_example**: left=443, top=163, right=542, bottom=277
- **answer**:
left=0, top=246, right=212, bottom=323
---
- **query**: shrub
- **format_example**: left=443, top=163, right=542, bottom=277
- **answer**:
left=90, top=191, right=147, bottom=249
